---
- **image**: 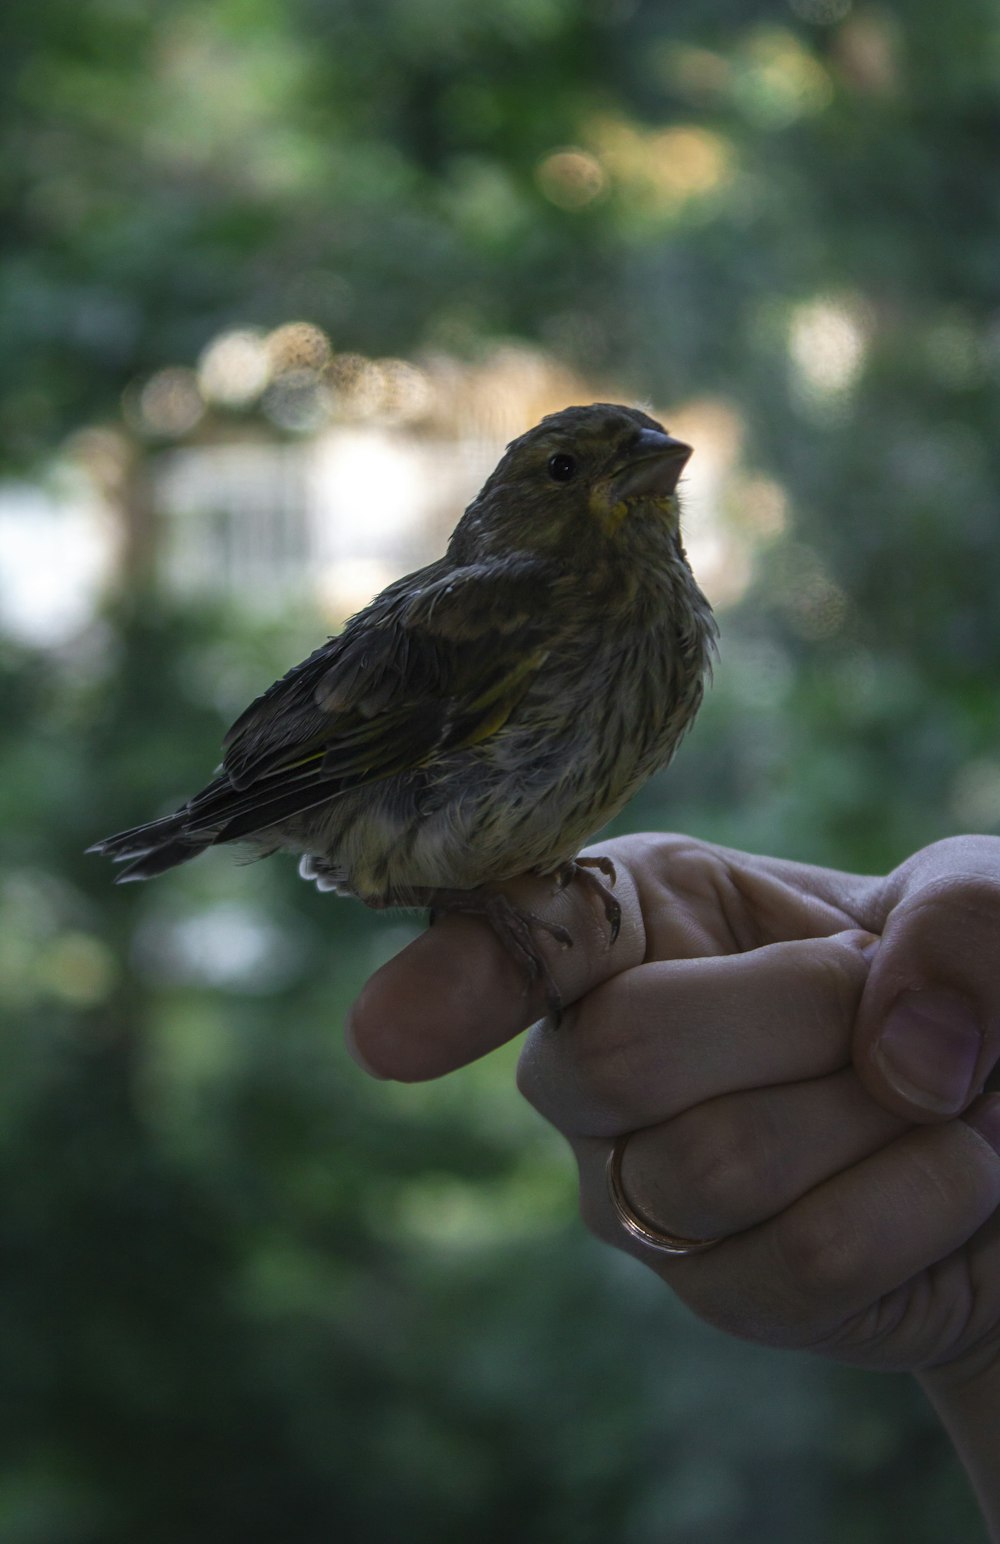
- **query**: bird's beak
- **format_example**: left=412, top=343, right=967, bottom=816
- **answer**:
left=610, top=429, right=693, bottom=501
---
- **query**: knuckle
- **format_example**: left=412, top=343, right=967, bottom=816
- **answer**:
left=650, top=832, right=706, bottom=862
left=517, top=1015, right=635, bottom=1136
left=570, top=1032, right=644, bottom=1132
left=558, top=974, right=654, bottom=1135
left=903, top=870, right=1000, bottom=928
left=638, top=833, right=724, bottom=897
left=772, top=1200, right=867, bottom=1307
left=518, top=989, right=655, bottom=1138
left=913, top=835, right=1000, bottom=876
left=662, top=1109, right=761, bottom=1227
left=617, top=830, right=697, bottom=860
left=667, top=844, right=729, bottom=899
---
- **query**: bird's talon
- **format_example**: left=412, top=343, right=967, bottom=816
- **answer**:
left=564, top=857, right=622, bottom=946
left=577, top=854, right=617, bottom=886
left=543, top=976, right=565, bottom=1025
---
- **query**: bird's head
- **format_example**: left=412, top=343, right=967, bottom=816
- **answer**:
left=451, top=403, right=693, bottom=564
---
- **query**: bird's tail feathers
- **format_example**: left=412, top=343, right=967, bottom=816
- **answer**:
left=88, top=767, right=347, bottom=881
left=87, top=811, right=211, bottom=883
left=112, top=840, right=207, bottom=883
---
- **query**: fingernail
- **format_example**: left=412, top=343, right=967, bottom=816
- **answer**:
left=964, top=1094, right=1000, bottom=1156
left=873, top=989, right=983, bottom=1115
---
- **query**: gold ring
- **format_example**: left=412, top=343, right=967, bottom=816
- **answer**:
left=607, top=1134, right=722, bottom=1257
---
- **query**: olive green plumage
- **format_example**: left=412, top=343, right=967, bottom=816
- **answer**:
left=91, top=403, right=717, bottom=960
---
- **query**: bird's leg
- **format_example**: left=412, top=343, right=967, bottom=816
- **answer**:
left=376, top=886, right=573, bottom=1022
left=552, top=856, right=621, bottom=944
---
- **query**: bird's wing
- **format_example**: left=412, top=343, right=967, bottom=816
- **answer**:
left=220, top=559, right=558, bottom=796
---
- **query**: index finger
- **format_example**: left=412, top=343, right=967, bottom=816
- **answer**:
left=345, top=859, right=646, bottom=1081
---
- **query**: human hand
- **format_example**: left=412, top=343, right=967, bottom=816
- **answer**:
left=347, top=833, right=1000, bottom=1379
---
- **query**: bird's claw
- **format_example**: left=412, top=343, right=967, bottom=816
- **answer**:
left=576, top=854, right=617, bottom=886
left=557, top=856, right=621, bottom=945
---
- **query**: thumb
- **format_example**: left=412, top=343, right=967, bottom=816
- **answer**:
left=855, top=837, right=1000, bottom=1120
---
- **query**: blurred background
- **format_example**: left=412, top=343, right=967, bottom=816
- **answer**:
left=2, top=0, right=998, bottom=1539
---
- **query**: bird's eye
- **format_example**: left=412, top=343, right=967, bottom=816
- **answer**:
left=547, top=453, right=577, bottom=482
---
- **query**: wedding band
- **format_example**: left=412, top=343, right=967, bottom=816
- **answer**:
left=607, top=1134, right=722, bottom=1257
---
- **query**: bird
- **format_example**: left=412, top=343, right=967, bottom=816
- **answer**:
left=90, top=402, right=717, bottom=1012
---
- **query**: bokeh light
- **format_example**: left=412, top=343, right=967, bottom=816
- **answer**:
left=589, top=116, right=735, bottom=217
left=734, top=28, right=834, bottom=124
left=265, top=320, right=332, bottom=375
left=127, top=366, right=205, bottom=438
left=536, top=147, right=607, bottom=209
left=197, top=328, right=271, bottom=406
left=788, top=296, right=869, bottom=400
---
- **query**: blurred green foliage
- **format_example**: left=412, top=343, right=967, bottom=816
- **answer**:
left=2, top=0, right=1000, bottom=1539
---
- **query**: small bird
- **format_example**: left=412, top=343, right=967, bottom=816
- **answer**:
left=91, top=403, right=717, bottom=1010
